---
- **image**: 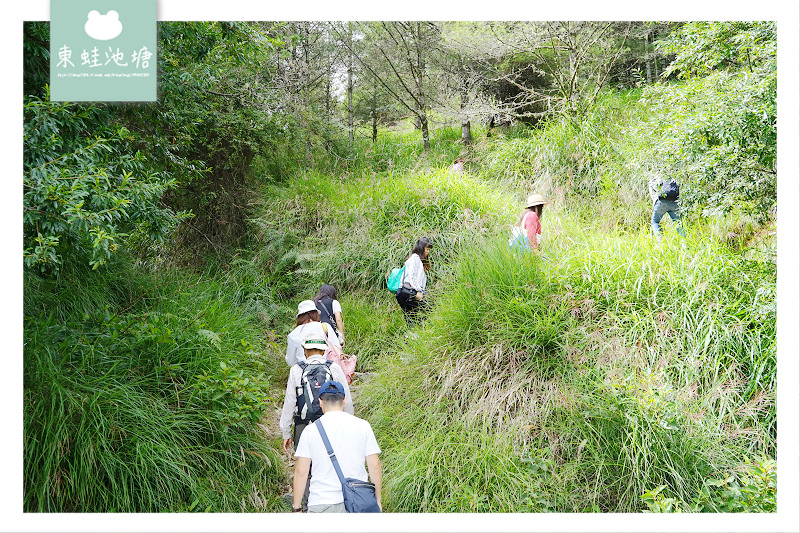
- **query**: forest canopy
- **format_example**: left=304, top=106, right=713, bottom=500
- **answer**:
left=23, top=20, right=777, bottom=272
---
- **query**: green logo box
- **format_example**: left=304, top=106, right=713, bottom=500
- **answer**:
left=50, top=0, right=156, bottom=102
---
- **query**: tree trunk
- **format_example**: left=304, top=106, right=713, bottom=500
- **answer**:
left=645, top=31, right=653, bottom=84
left=420, top=113, right=430, bottom=152
left=568, top=25, right=578, bottom=115
left=347, top=63, right=354, bottom=142
left=460, top=89, right=471, bottom=146
left=371, top=80, right=378, bottom=143
left=653, top=33, right=660, bottom=79
left=415, top=22, right=430, bottom=152
left=347, top=24, right=354, bottom=142
left=325, top=66, right=331, bottom=116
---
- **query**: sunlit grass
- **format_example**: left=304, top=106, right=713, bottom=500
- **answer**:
left=25, top=93, right=776, bottom=512
left=354, top=207, right=774, bottom=512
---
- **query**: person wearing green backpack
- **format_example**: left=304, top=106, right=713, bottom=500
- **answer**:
left=395, top=237, right=433, bottom=328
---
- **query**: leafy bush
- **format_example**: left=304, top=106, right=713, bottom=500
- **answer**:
left=641, top=458, right=777, bottom=513
left=23, top=97, right=185, bottom=273
left=645, top=22, right=777, bottom=221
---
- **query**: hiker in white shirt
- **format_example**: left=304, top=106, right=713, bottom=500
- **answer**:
left=395, top=237, right=433, bottom=327
left=281, top=332, right=354, bottom=512
left=292, top=380, right=381, bottom=513
left=280, top=332, right=353, bottom=454
left=285, top=300, right=341, bottom=366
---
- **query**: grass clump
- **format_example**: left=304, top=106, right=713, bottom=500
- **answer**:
left=24, top=261, right=285, bottom=512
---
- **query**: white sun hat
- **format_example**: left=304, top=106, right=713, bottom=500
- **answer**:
left=526, top=194, right=549, bottom=208
left=296, top=300, right=318, bottom=317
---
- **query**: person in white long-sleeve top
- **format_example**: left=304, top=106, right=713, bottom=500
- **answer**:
left=395, top=237, right=433, bottom=328
left=280, top=331, right=353, bottom=511
left=280, top=332, right=353, bottom=454
left=286, top=300, right=341, bottom=367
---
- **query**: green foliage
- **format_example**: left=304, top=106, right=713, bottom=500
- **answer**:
left=660, top=22, right=776, bottom=79
left=23, top=22, right=50, bottom=100
left=690, top=458, right=777, bottom=512
left=645, top=22, right=776, bottom=221
left=357, top=217, right=774, bottom=512
left=384, top=428, right=532, bottom=512
left=640, top=485, right=683, bottom=513
left=23, top=97, right=185, bottom=273
left=126, top=22, right=295, bottom=258
left=478, top=31, right=777, bottom=227
left=192, top=352, right=273, bottom=431
left=24, top=265, right=284, bottom=512
left=22, top=20, right=779, bottom=515
left=478, top=89, right=655, bottom=231
left=642, top=458, right=777, bottom=513
left=641, top=71, right=776, bottom=220
left=240, top=107, right=775, bottom=511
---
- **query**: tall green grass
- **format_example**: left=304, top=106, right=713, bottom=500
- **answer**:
left=477, top=90, right=666, bottom=233
left=242, top=116, right=775, bottom=512
left=24, top=260, right=286, bottom=512
left=242, top=156, right=519, bottom=369
left=24, top=77, right=776, bottom=513
left=355, top=216, right=775, bottom=511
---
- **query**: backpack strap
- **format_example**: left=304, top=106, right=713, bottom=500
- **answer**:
left=296, top=360, right=311, bottom=421
left=323, top=299, right=335, bottom=320
left=323, top=359, right=335, bottom=383
left=321, top=322, right=337, bottom=349
left=323, top=300, right=338, bottom=331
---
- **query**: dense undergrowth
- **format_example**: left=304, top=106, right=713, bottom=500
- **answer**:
left=240, top=91, right=775, bottom=513
left=24, top=88, right=776, bottom=513
left=358, top=231, right=775, bottom=512
left=24, top=257, right=286, bottom=512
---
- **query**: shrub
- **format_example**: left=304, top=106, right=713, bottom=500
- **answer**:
left=23, top=97, right=185, bottom=274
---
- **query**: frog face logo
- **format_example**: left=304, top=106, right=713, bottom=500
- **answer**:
left=84, top=10, right=123, bottom=41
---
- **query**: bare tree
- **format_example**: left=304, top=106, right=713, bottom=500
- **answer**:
left=336, top=21, right=442, bottom=152
left=449, top=21, right=632, bottom=121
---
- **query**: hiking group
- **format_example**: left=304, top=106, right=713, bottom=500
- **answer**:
left=510, top=175, right=684, bottom=253
left=278, top=171, right=684, bottom=513
left=280, top=285, right=381, bottom=514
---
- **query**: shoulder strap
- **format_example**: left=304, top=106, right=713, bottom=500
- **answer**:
left=400, top=259, right=408, bottom=286
left=316, top=420, right=347, bottom=486
left=297, top=361, right=307, bottom=371
left=320, top=322, right=335, bottom=348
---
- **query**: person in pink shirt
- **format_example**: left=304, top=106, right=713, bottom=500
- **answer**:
left=448, top=157, right=465, bottom=173
left=510, top=194, right=548, bottom=251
